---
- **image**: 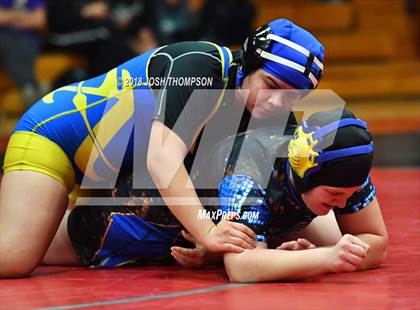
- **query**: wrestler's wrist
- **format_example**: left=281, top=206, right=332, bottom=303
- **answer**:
left=197, top=222, right=216, bottom=248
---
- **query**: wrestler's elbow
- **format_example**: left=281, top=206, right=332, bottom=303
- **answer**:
left=224, top=252, right=257, bottom=283
left=147, top=146, right=187, bottom=189
left=147, top=122, right=187, bottom=187
left=361, top=235, right=388, bottom=270
left=146, top=150, right=168, bottom=186
left=146, top=149, right=159, bottom=175
left=371, top=235, right=389, bottom=268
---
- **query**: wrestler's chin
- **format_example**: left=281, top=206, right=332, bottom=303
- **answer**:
left=308, top=204, right=331, bottom=216
left=249, top=106, right=274, bottom=120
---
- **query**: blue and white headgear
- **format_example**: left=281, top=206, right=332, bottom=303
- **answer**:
left=238, top=18, right=325, bottom=89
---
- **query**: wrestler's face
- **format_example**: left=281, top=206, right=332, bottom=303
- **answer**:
left=238, top=69, right=301, bottom=119
left=301, top=185, right=362, bottom=216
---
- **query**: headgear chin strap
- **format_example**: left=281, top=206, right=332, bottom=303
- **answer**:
left=288, top=118, right=374, bottom=192
left=239, top=19, right=324, bottom=89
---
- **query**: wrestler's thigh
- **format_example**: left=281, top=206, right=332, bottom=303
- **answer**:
left=0, top=171, right=68, bottom=277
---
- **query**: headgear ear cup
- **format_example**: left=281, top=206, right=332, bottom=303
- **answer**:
left=240, top=24, right=272, bottom=74
left=288, top=126, right=320, bottom=178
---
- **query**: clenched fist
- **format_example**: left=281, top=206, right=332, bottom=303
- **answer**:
left=327, top=234, right=370, bottom=273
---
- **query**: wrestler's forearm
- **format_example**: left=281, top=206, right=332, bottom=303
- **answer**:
left=147, top=123, right=214, bottom=245
left=224, top=246, right=331, bottom=283
left=150, top=162, right=214, bottom=246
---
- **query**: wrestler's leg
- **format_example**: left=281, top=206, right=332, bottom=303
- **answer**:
left=43, top=208, right=81, bottom=266
left=0, top=171, right=68, bottom=278
left=282, top=210, right=342, bottom=247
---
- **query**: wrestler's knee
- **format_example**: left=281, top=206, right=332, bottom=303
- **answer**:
left=0, top=244, right=40, bottom=278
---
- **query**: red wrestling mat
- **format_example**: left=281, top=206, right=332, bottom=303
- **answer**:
left=1, top=168, right=419, bottom=310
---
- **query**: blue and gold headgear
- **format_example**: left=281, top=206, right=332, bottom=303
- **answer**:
left=288, top=109, right=374, bottom=193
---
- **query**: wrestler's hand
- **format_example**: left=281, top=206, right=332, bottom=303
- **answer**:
left=276, top=238, right=316, bottom=251
left=202, top=214, right=256, bottom=253
left=171, top=230, right=222, bottom=268
left=327, top=234, right=370, bottom=273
